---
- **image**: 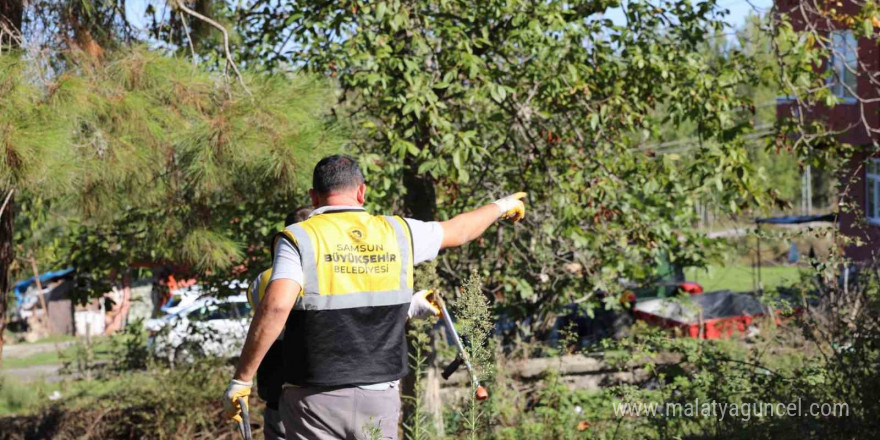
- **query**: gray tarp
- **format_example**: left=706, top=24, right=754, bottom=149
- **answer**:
left=634, top=290, right=765, bottom=324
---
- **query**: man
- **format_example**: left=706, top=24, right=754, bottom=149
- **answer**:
left=225, top=155, right=526, bottom=439
left=245, top=208, right=311, bottom=440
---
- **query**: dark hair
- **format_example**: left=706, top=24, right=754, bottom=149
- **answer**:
left=285, top=206, right=312, bottom=225
left=312, top=155, right=365, bottom=194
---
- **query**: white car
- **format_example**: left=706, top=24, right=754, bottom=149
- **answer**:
left=159, top=285, right=205, bottom=316
left=147, top=294, right=252, bottom=364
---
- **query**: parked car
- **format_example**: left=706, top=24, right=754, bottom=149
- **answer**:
left=147, top=294, right=251, bottom=364
left=159, top=284, right=204, bottom=316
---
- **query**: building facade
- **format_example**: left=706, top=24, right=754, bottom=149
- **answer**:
left=775, top=0, right=880, bottom=262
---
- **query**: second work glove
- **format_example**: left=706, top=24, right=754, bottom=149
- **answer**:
left=492, top=192, right=527, bottom=222
left=408, top=289, right=442, bottom=320
left=222, top=378, right=252, bottom=423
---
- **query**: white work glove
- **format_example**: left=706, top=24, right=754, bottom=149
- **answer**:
left=492, top=192, right=527, bottom=222
left=408, top=289, right=441, bottom=320
left=222, top=378, right=252, bottom=423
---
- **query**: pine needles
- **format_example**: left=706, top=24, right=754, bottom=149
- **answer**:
left=0, top=56, right=80, bottom=196
left=2, top=46, right=341, bottom=278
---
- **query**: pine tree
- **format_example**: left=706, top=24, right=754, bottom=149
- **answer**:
left=1, top=0, right=25, bottom=362
left=0, top=47, right=339, bottom=358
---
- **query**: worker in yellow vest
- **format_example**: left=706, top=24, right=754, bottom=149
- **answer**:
left=245, top=209, right=310, bottom=440
left=224, top=155, right=526, bottom=439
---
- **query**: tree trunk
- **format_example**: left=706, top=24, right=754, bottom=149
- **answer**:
left=0, top=192, right=14, bottom=366
left=400, top=159, right=441, bottom=436
left=402, top=159, right=436, bottom=221
left=0, top=0, right=23, bottom=33
left=0, top=0, right=23, bottom=365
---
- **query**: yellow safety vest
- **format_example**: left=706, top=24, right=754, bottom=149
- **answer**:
left=246, top=268, right=274, bottom=309
left=275, top=208, right=414, bottom=386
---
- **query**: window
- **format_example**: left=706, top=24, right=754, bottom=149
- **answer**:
left=189, top=301, right=251, bottom=321
left=829, top=31, right=858, bottom=100
left=868, top=159, right=880, bottom=225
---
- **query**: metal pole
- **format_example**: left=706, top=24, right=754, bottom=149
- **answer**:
left=801, top=170, right=807, bottom=215
left=806, top=165, right=813, bottom=215
left=29, top=255, right=53, bottom=334
left=237, top=397, right=252, bottom=440
left=756, top=224, right=762, bottom=294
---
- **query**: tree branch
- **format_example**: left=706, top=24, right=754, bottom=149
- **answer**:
left=0, top=189, right=14, bottom=222
left=179, top=11, right=197, bottom=65
left=172, top=0, right=251, bottom=96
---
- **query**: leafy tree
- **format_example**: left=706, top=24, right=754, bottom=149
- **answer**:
left=216, top=0, right=778, bottom=333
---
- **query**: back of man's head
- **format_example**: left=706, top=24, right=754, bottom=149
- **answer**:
left=285, top=206, right=312, bottom=225
left=312, top=155, right=365, bottom=195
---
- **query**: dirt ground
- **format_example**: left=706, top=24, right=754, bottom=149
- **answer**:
left=1, top=341, right=74, bottom=383
left=3, top=341, right=74, bottom=359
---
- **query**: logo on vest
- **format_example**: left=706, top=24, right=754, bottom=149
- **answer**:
left=347, top=227, right=365, bottom=242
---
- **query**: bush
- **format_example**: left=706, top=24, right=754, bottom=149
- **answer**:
left=0, top=358, right=247, bottom=440
left=109, top=318, right=150, bottom=371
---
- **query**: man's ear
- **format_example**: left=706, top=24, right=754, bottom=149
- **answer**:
left=356, top=183, right=366, bottom=205
left=309, top=189, right=320, bottom=208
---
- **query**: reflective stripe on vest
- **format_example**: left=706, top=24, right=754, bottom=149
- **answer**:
left=247, top=268, right=274, bottom=309
left=281, top=210, right=415, bottom=386
left=247, top=268, right=284, bottom=341
left=285, top=212, right=413, bottom=311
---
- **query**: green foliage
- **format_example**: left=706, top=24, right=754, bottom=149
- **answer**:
left=404, top=318, right=435, bottom=440
left=594, top=256, right=880, bottom=439
left=0, top=360, right=235, bottom=439
left=3, top=47, right=341, bottom=299
left=445, top=272, right=496, bottom=439
left=60, top=335, right=100, bottom=380
left=402, top=260, right=446, bottom=440
left=213, top=0, right=794, bottom=332
left=0, top=56, right=79, bottom=196
left=495, top=371, right=600, bottom=440
left=0, top=375, right=54, bottom=415
left=109, top=318, right=151, bottom=371
left=450, top=272, right=496, bottom=385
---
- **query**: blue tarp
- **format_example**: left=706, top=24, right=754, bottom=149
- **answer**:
left=755, top=213, right=836, bottom=225
left=13, top=267, right=75, bottom=306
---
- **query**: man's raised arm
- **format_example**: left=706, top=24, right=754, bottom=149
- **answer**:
left=440, top=192, right=526, bottom=249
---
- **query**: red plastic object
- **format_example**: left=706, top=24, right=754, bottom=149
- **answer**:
left=633, top=310, right=760, bottom=339
left=475, top=386, right=489, bottom=401
left=679, top=282, right=704, bottom=295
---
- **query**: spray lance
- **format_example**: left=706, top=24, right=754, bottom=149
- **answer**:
left=237, top=397, right=253, bottom=440
left=429, top=291, right=489, bottom=402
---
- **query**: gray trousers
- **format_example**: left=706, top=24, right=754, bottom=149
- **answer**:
left=279, top=386, right=400, bottom=440
left=265, top=406, right=286, bottom=440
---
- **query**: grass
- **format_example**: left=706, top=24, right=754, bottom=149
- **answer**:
left=1, top=337, right=114, bottom=370
left=1, top=351, right=62, bottom=369
left=685, top=264, right=803, bottom=293
left=12, top=334, right=78, bottom=345
left=0, top=370, right=162, bottom=415
left=0, top=361, right=234, bottom=439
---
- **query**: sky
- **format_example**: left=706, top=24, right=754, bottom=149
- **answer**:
left=603, top=0, right=774, bottom=30
left=124, top=0, right=776, bottom=47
